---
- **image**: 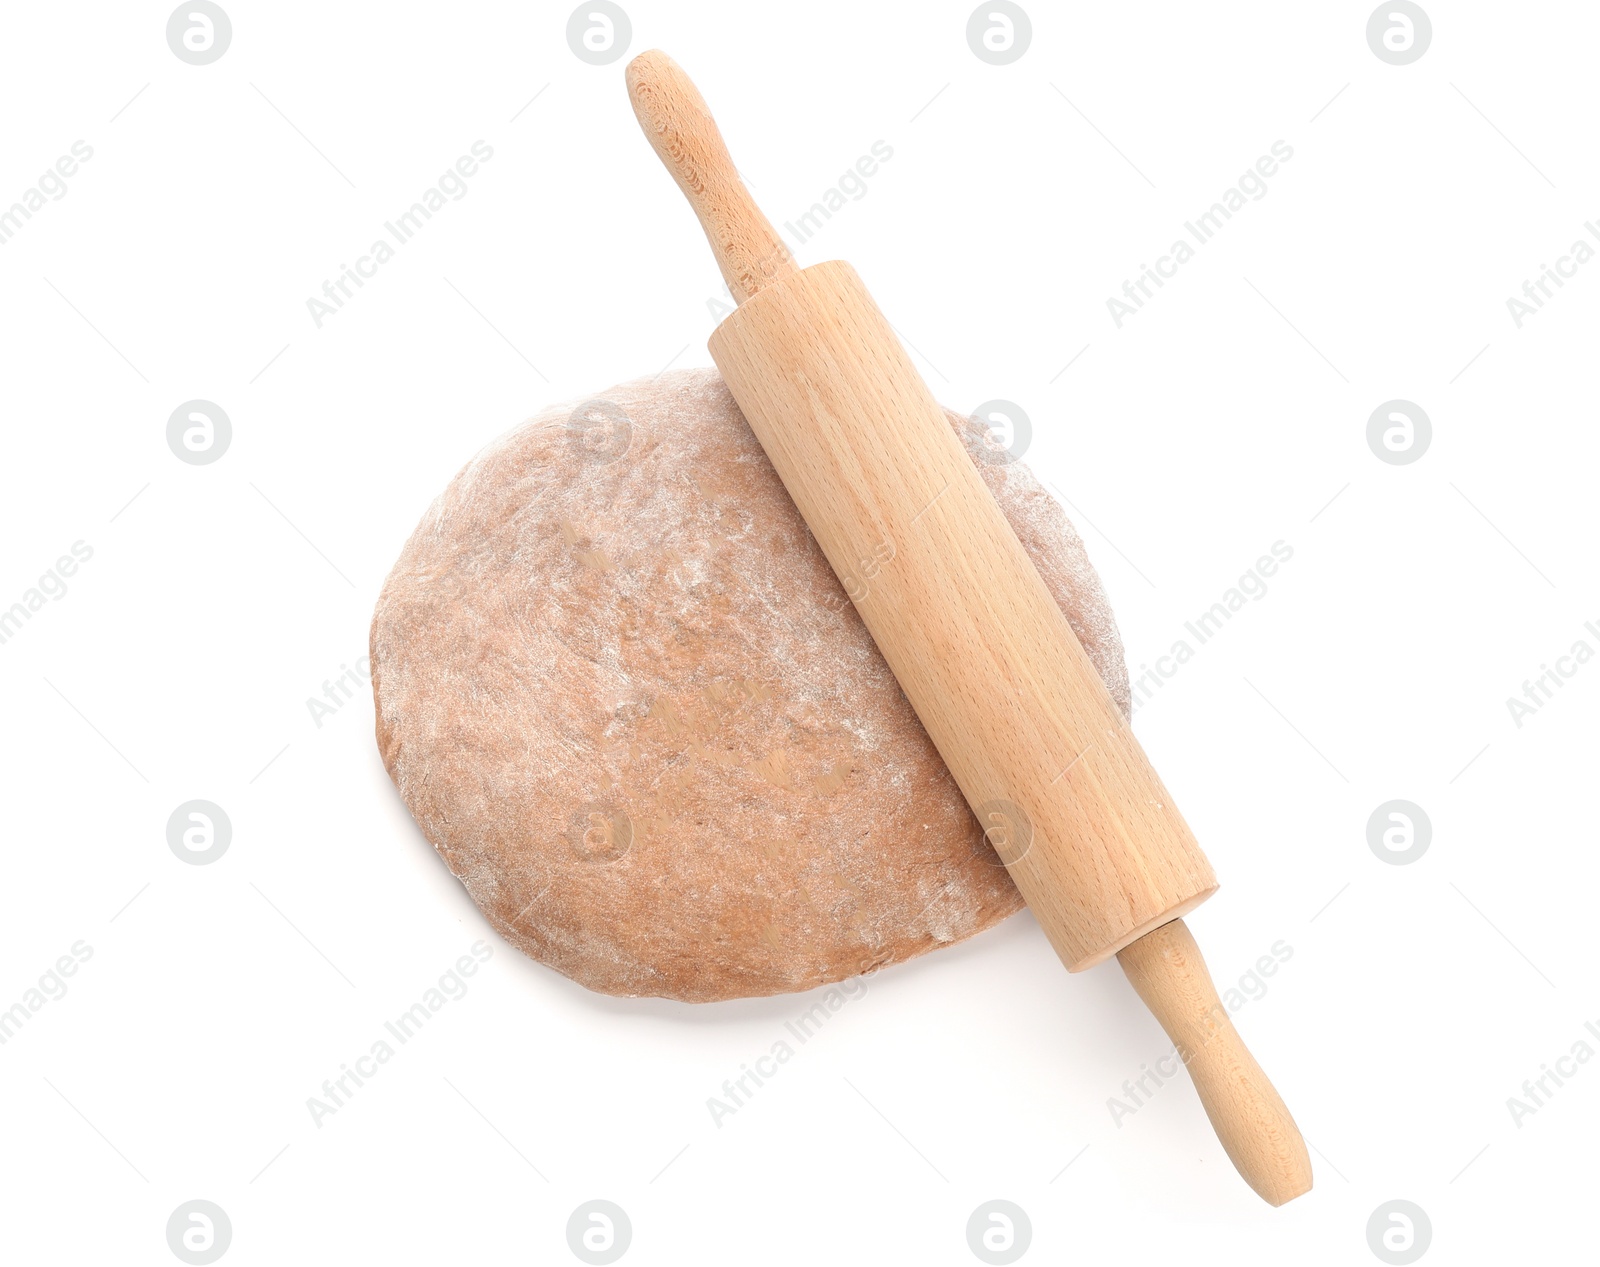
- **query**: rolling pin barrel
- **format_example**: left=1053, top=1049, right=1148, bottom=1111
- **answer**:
left=708, top=258, right=1216, bottom=969
left=627, top=48, right=1312, bottom=1206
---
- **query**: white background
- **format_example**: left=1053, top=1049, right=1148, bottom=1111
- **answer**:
left=1, top=2, right=1595, bottom=1263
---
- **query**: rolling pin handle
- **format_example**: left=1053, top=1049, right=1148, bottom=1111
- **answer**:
left=625, top=50, right=796, bottom=303
left=1116, top=919, right=1313, bottom=1205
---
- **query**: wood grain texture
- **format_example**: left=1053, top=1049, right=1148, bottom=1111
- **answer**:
left=709, top=261, right=1217, bottom=970
left=627, top=48, right=1309, bottom=1205
left=1118, top=919, right=1314, bottom=1205
left=626, top=50, right=795, bottom=303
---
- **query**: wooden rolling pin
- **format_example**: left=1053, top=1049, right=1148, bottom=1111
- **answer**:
left=626, top=50, right=1311, bottom=1206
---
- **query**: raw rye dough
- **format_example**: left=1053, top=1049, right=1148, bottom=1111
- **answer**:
left=371, top=367, right=1130, bottom=1002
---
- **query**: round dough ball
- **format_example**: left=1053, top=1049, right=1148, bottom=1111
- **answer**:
left=372, top=368, right=1129, bottom=1002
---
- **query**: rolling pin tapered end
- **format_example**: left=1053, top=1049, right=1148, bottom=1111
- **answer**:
left=625, top=49, right=795, bottom=303
left=1117, top=919, right=1313, bottom=1206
